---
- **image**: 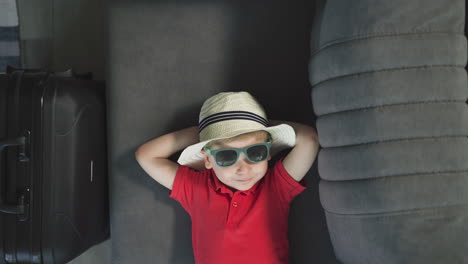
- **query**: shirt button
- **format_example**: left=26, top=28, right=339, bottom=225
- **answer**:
left=232, top=202, right=238, bottom=207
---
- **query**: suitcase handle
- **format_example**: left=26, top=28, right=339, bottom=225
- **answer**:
left=0, top=135, right=28, bottom=215
left=0, top=136, right=25, bottom=152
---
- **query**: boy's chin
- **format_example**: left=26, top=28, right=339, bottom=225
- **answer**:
left=229, top=180, right=258, bottom=191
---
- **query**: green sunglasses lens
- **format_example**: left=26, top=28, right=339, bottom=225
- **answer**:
left=215, top=150, right=238, bottom=167
left=246, top=144, right=269, bottom=162
left=207, top=143, right=271, bottom=167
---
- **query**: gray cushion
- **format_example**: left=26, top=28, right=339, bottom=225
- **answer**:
left=325, top=205, right=468, bottom=264
left=310, top=0, right=468, bottom=263
left=108, top=1, right=336, bottom=263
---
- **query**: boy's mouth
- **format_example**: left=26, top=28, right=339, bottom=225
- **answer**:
left=235, top=178, right=252, bottom=183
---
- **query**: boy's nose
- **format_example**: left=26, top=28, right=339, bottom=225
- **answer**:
left=235, top=153, right=250, bottom=171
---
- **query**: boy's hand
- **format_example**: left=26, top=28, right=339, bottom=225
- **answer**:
left=135, top=126, right=199, bottom=190
left=270, top=120, right=319, bottom=182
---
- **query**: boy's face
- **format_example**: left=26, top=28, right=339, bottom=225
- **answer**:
left=203, top=132, right=270, bottom=191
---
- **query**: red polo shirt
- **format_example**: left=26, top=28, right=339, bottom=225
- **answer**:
left=170, top=160, right=306, bottom=264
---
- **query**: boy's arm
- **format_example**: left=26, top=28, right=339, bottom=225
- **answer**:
left=270, top=120, right=319, bottom=182
left=135, top=126, right=199, bottom=190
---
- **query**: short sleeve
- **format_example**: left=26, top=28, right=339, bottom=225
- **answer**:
left=268, top=159, right=307, bottom=203
left=169, top=165, right=207, bottom=214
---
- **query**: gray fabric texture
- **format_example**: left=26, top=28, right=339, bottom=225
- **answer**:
left=325, top=205, right=468, bottom=264
left=317, top=103, right=468, bottom=147
left=312, top=67, right=468, bottom=116
left=319, top=137, right=468, bottom=181
left=320, top=172, right=468, bottom=214
left=310, top=0, right=468, bottom=263
left=108, top=1, right=336, bottom=263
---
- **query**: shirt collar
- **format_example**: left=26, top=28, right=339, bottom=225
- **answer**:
left=209, top=169, right=262, bottom=196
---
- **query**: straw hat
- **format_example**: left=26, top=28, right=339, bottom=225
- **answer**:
left=177, top=91, right=296, bottom=168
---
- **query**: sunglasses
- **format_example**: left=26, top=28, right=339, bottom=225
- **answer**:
left=203, top=142, right=272, bottom=167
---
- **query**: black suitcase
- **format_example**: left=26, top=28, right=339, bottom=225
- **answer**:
left=0, top=67, right=109, bottom=264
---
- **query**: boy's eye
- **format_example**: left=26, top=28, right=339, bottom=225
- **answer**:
left=247, top=145, right=268, bottom=161
left=215, top=150, right=238, bottom=166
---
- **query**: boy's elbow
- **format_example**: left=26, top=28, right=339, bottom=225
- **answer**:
left=300, top=127, right=319, bottom=154
left=311, top=128, right=320, bottom=146
left=311, top=128, right=319, bottom=147
left=308, top=126, right=318, bottom=140
left=300, top=126, right=318, bottom=144
left=134, top=146, right=146, bottom=163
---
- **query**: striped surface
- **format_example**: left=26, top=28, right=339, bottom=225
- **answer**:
left=0, top=0, right=21, bottom=71
left=310, top=0, right=468, bottom=263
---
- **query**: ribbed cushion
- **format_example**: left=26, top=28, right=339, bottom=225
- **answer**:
left=310, top=34, right=466, bottom=86
left=320, top=172, right=468, bottom=214
left=312, top=67, right=468, bottom=116
left=317, top=102, right=468, bottom=147
left=309, top=0, right=465, bottom=56
left=325, top=206, right=468, bottom=264
left=310, top=0, right=468, bottom=263
left=319, top=137, right=468, bottom=181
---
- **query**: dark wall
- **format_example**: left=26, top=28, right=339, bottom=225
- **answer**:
left=17, top=0, right=106, bottom=80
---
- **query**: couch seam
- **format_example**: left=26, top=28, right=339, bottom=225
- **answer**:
left=320, top=135, right=468, bottom=150
left=322, top=203, right=468, bottom=218
left=321, top=168, right=468, bottom=183
left=311, top=65, right=465, bottom=91
left=320, top=169, right=468, bottom=183
left=311, top=31, right=465, bottom=56
left=310, top=64, right=466, bottom=87
left=316, top=99, right=467, bottom=117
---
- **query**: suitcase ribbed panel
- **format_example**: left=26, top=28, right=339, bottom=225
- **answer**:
left=310, top=0, right=468, bottom=263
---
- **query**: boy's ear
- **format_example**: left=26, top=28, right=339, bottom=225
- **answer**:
left=202, top=150, right=213, bottom=169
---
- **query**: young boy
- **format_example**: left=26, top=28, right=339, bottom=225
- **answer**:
left=135, top=91, right=319, bottom=264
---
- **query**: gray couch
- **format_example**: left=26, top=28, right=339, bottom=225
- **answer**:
left=310, top=0, right=468, bottom=263
left=107, top=0, right=468, bottom=263
left=108, top=0, right=335, bottom=263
